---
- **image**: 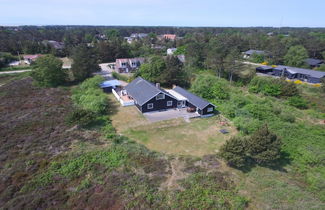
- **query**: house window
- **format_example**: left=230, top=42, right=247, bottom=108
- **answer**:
left=167, top=101, right=173, bottom=106
left=207, top=107, right=214, bottom=112
left=131, top=62, right=137, bottom=66
left=122, top=62, right=127, bottom=67
left=156, top=93, right=165, bottom=100
left=147, top=103, right=153, bottom=109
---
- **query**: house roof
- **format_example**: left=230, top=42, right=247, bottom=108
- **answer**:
left=173, top=86, right=215, bottom=110
left=165, top=89, right=187, bottom=101
left=23, top=54, right=42, bottom=60
left=100, top=80, right=121, bottom=88
left=125, top=77, right=175, bottom=106
left=256, top=65, right=273, bottom=70
left=274, top=65, right=325, bottom=79
left=163, top=34, right=177, bottom=40
left=244, top=50, right=265, bottom=55
left=305, top=58, right=324, bottom=66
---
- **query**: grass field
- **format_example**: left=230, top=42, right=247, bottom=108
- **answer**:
left=109, top=94, right=237, bottom=156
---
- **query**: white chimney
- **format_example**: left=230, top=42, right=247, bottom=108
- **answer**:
left=156, top=83, right=160, bottom=89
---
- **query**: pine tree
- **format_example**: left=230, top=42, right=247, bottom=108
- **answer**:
left=219, top=136, right=247, bottom=168
left=31, top=54, right=66, bottom=87
left=71, top=44, right=99, bottom=82
left=247, top=124, right=282, bottom=165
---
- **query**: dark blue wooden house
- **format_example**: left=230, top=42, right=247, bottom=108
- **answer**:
left=124, top=77, right=216, bottom=116
left=256, top=65, right=325, bottom=83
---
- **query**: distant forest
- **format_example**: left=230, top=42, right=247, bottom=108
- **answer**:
left=1, top=26, right=325, bottom=69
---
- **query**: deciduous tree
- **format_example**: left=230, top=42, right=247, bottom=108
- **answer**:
left=31, top=54, right=66, bottom=87
left=284, top=45, right=308, bottom=67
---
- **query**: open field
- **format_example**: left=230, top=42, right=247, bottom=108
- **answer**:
left=109, top=94, right=237, bottom=156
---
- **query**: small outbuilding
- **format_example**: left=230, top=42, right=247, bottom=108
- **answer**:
left=100, top=80, right=121, bottom=93
left=305, top=58, right=324, bottom=68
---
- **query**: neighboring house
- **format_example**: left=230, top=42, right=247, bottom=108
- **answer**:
left=267, top=32, right=274, bottom=36
left=130, top=33, right=148, bottom=39
left=151, top=44, right=165, bottom=50
left=243, top=50, right=265, bottom=59
left=125, top=33, right=148, bottom=44
left=118, top=77, right=215, bottom=116
left=8, top=61, right=20, bottom=66
left=115, top=58, right=145, bottom=73
left=23, top=54, right=42, bottom=65
left=305, top=58, right=324, bottom=68
left=47, top=40, right=65, bottom=49
left=158, top=34, right=177, bottom=41
left=167, top=48, right=177, bottom=55
left=124, top=37, right=134, bottom=44
left=256, top=65, right=325, bottom=83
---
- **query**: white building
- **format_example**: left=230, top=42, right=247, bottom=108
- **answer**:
left=167, top=48, right=177, bottom=55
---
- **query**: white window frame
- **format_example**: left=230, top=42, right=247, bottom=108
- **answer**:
left=207, top=107, right=214, bottom=112
left=147, top=103, right=153, bottom=109
left=156, top=93, right=165, bottom=100
left=167, top=101, right=173, bottom=106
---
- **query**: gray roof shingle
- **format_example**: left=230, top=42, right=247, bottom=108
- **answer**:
left=125, top=77, right=160, bottom=105
left=173, top=86, right=215, bottom=110
left=244, top=50, right=265, bottom=55
left=125, top=77, right=176, bottom=106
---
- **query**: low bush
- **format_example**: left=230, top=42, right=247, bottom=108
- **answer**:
left=233, top=117, right=260, bottom=135
left=101, top=122, right=116, bottom=139
left=287, top=96, right=308, bottom=109
left=249, top=77, right=299, bottom=98
left=72, top=76, right=108, bottom=114
left=66, top=109, right=97, bottom=127
left=191, top=74, right=230, bottom=100
left=279, top=112, right=296, bottom=123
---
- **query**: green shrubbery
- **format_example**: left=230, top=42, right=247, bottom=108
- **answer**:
left=71, top=76, right=108, bottom=114
left=220, top=125, right=282, bottom=167
left=112, top=71, right=129, bottom=82
left=66, top=109, right=97, bottom=127
left=287, top=96, right=308, bottom=109
left=249, top=53, right=265, bottom=63
left=191, top=74, right=230, bottom=100
left=249, top=77, right=299, bottom=97
left=24, top=146, right=128, bottom=191
left=173, top=172, right=248, bottom=209
left=30, top=55, right=67, bottom=87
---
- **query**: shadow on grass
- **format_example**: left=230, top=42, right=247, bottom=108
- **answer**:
left=235, top=151, right=292, bottom=173
left=107, top=95, right=119, bottom=116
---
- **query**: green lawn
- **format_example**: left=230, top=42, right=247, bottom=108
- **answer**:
left=109, top=94, right=237, bottom=156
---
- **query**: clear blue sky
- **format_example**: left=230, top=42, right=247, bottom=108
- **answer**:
left=1, top=0, right=324, bottom=27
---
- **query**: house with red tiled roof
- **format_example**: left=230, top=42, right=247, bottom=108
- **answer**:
left=159, top=34, right=177, bottom=41
left=23, top=54, right=43, bottom=64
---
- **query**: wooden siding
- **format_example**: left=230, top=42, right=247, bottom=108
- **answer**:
left=141, top=93, right=178, bottom=113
